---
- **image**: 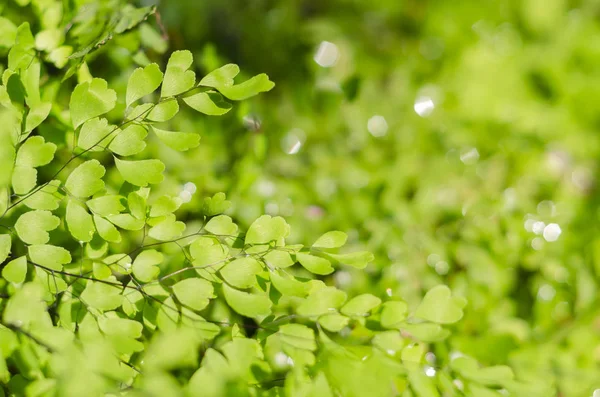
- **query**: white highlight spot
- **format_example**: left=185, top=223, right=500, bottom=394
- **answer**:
left=281, top=128, right=305, bottom=154
left=532, top=221, right=546, bottom=235
left=414, top=96, right=435, bottom=117
left=314, top=41, right=339, bottom=67
left=274, top=352, right=288, bottom=367
left=531, top=237, right=544, bottom=251
left=334, top=271, right=352, bottom=287
left=265, top=202, right=279, bottom=215
left=183, top=182, right=197, bottom=194
left=256, top=180, right=276, bottom=197
left=453, top=379, right=464, bottom=391
left=543, top=223, right=562, bottom=242
left=427, top=254, right=440, bottom=267
left=538, top=284, right=556, bottom=301
left=524, top=219, right=536, bottom=232
left=460, top=147, right=479, bottom=165
left=367, top=115, right=388, bottom=137
left=424, top=366, right=436, bottom=377
left=536, top=200, right=555, bottom=216
left=179, top=190, right=192, bottom=203
left=435, top=261, right=449, bottom=275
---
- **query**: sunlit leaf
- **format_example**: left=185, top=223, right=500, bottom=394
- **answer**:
left=222, top=284, right=272, bottom=317
left=70, top=78, right=117, bottom=129
left=126, top=63, right=163, bottom=107
left=115, top=157, right=164, bottom=186
left=161, top=50, right=195, bottom=97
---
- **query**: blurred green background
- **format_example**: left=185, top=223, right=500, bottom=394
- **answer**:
left=3, top=0, right=600, bottom=394
left=157, top=1, right=600, bottom=393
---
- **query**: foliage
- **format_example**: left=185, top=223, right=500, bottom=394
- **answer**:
left=1, top=0, right=599, bottom=396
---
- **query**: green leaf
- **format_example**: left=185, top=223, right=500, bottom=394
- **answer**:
left=172, top=278, right=214, bottom=311
left=341, top=294, right=382, bottom=317
left=296, top=252, right=334, bottom=275
left=222, top=284, right=272, bottom=317
left=326, top=251, right=374, bottom=269
left=65, top=160, right=106, bottom=198
left=66, top=200, right=95, bottom=242
left=85, top=236, right=108, bottom=259
left=297, top=286, right=347, bottom=317
left=98, top=316, right=143, bottom=339
left=22, top=180, right=61, bottom=210
left=190, top=239, right=228, bottom=272
left=182, top=91, right=232, bottom=116
left=408, top=370, right=440, bottom=397
left=372, top=331, right=405, bottom=355
left=279, top=324, right=317, bottom=351
left=415, top=285, right=466, bottom=324
left=147, top=100, right=179, bottom=122
left=401, top=323, right=450, bottom=342
left=220, top=257, right=262, bottom=288
left=3, top=283, right=48, bottom=332
left=8, top=23, right=35, bottom=70
left=93, top=215, right=121, bottom=243
left=107, top=213, right=145, bottom=230
left=103, top=254, right=133, bottom=274
left=126, top=103, right=153, bottom=121
left=35, top=29, right=62, bottom=52
left=199, top=64, right=274, bottom=100
left=128, top=191, right=147, bottom=219
left=245, top=215, right=290, bottom=245
left=108, top=125, right=147, bottom=156
left=15, top=136, right=56, bottom=167
left=270, top=270, right=308, bottom=297
left=115, top=157, right=164, bottom=186
left=204, top=215, right=237, bottom=236
left=80, top=277, right=123, bottom=312
left=318, top=314, right=350, bottom=332
left=70, top=78, right=117, bottom=129
left=132, top=249, right=163, bottom=282
left=152, top=126, right=200, bottom=151
left=11, top=166, right=36, bottom=194
left=156, top=296, right=179, bottom=331
left=47, top=46, right=72, bottom=69
left=2, top=256, right=27, bottom=284
left=93, top=261, right=112, bottom=280
left=380, top=301, right=408, bottom=329
left=28, top=244, right=71, bottom=271
left=313, top=231, right=347, bottom=249
left=400, top=343, right=424, bottom=363
left=86, top=195, right=125, bottom=217
left=0, top=234, right=12, bottom=264
left=161, top=50, right=195, bottom=97
left=145, top=328, right=202, bottom=370
left=200, top=64, right=240, bottom=88
left=24, top=102, right=51, bottom=133
left=450, top=356, right=514, bottom=387
left=218, top=74, right=275, bottom=101
left=149, top=195, right=181, bottom=217
left=148, top=215, right=185, bottom=241
left=122, top=285, right=144, bottom=317
left=126, top=63, right=163, bottom=107
left=15, top=210, right=60, bottom=244
left=263, top=250, right=294, bottom=268
left=77, top=118, right=115, bottom=152
left=203, top=192, right=231, bottom=216
left=0, top=17, right=17, bottom=48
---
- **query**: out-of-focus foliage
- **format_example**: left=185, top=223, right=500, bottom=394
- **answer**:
left=1, top=0, right=599, bottom=396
